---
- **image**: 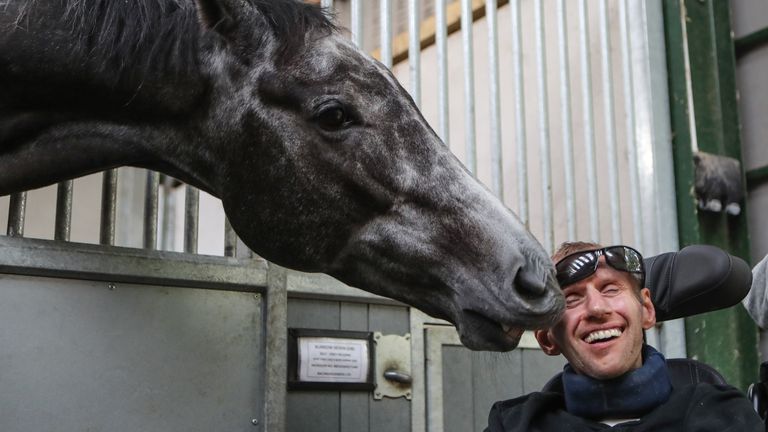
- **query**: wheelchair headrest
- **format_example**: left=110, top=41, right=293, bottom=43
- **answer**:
left=645, top=245, right=752, bottom=322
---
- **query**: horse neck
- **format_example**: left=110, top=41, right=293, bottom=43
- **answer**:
left=0, top=1, right=224, bottom=197
left=2, top=0, right=208, bottom=116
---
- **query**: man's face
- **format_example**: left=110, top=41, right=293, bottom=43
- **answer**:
left=535, top=258, right=656, bottom=380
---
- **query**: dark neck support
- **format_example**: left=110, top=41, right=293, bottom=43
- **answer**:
left=562, top=345, right=672, bottom=420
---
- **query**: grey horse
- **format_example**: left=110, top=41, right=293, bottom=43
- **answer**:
left=0, top=0, right=563, bottom=351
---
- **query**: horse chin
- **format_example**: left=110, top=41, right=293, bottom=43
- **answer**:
left=453, top=310, right=525, bottom=352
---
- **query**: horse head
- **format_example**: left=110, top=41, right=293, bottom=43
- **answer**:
left=0, top=0, right=563, bottom=351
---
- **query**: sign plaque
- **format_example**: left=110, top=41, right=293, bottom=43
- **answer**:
left=287, top=329, right=375, bottom=391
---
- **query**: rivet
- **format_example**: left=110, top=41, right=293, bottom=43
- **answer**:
left=251, top=418, right=259, bottom=426
left=108, top=283, right=116, bottom=291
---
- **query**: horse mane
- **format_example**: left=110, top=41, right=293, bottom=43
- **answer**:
left=11, top=0, right=336, bottom=84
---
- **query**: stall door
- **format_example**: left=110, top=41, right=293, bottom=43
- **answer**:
left=425, top=326, right=566, bottom=432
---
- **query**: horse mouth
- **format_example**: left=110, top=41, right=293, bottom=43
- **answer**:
left=456, top=310, right=526, bottom=351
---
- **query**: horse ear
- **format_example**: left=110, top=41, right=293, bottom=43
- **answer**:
left=193, top=0, right=253, bottom=37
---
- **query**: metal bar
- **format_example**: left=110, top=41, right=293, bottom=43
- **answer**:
left=578, top=0, right=600, bottom=241
left=54, top=181, right=73, bottom=242
left=598, top=0, right=621, bottom=244
left=224, top=216, right=238, bottom=258
left=350, top=0, right=363, bottom=47
left=629, top=0, right=682, bottom=355
left=264, top=266, right=288, bottom=432
left=747, top=164, right=768, bottom=189
left=7, top=192, right=27, bottom=237
left=510, top=0, right=528, bottom=227
left=555, top=0, right=576, bottom=240
left=184, top=186, right=199, bottom=254
left=735, top=25, right=768, bottom=58
left=380, top=0, right=393, bottom=68
left=0, top=235, right=267, bottom=291
left=160, top=176, right=177, bottom=251
left=100, top=169, right=118, bottom=246
left=460, top=0, right=476, bottom=175
left=408, top=0, right=421, bottom=107
left=534, top=0, right=552, bottom=252
left=143, top=171, right=160, bottom=250
left=435, top=0, right=450, bottom=146
left=486, top=0, right=502, bottom=198
left=618, top=0, right=643, bottom=246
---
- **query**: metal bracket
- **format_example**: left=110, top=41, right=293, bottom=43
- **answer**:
left=373, top=332, right=412, bottom=400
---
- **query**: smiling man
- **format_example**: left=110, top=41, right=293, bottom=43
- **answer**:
left=485, top=241, right=762, bottom=431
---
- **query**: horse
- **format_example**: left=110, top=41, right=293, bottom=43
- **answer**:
left=0, top=0, right=563, bottom=351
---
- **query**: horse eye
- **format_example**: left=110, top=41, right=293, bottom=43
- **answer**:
left=316, top=105, right=348, bottom=130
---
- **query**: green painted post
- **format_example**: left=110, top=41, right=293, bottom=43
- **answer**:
left=662, top=0, right=758, bottom=390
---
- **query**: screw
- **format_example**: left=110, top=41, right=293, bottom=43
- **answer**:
left=108, top=283, right=116, bottom=291
left=251, top=418, right=259, bottom=426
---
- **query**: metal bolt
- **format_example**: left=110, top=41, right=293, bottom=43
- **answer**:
left=108, top=283, right=116, bottom=291
left=251, top=418, right=259, bottom=426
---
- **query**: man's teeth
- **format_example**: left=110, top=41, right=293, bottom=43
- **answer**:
left=584, top=328, right=622, bottom=343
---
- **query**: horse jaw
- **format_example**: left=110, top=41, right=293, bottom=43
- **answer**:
left=325, top=149, right=565, bottom=351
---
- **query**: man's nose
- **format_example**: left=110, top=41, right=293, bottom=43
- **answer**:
left=585, top=289, right=611, bottom=317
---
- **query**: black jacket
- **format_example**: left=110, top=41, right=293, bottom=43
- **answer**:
left=484, top=382, right=762, bottom=431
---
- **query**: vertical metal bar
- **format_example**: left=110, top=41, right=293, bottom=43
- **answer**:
left=598, top=0, right=621, bottom=244
left=460, top=0, right=476, bottom=175
left=100, top=169, right=118, bottom=246
left=629, top=0, right=682, bottom=356
left=435, top=0, right=450, bottom=146
left=510, top=0, right=529, bottom=227
left=143, top=170, right=160, bottom=250
left=486, top=0, right=502, bottom=198
left=618, top=0, right=643, bottom=246
left=160, top=176, right=177, bottom=251
left=7, top=192, right=26, bottom=237
left=350, top=0, right=363, bottom=47
left=578, top=0, right=600, bottom=241
left=534, top=0, right=553, bottom=252
left=54, top=181, right=73, bottom=241
left=380, top=0, right=393, bottom=69
left=264, top=265, right=288, bottom=432
left=184, top=185, right=199, bottom=254
left=408, top=0, right=421, bottom=107
left=224, top=216, right=238, bottom=257
left=556, top=0, right=576, bottom=240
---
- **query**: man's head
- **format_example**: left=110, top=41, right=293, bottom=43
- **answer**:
left=534, top=242, right=656, bottom=380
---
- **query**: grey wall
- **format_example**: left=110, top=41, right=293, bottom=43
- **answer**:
left=732, top=0, right=768, bottom=263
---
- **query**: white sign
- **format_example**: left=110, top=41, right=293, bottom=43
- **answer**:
left=298, top=337, right=369, bottom=383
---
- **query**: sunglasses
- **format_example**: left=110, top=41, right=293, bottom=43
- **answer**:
left=555, top=245, right=645, bottom=288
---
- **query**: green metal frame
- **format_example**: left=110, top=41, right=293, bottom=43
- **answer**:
left=747, top=165, right=768, bottom=190
left=663, top=0, right=758, bottom=390
left=735, top=26, right=768, bottom=59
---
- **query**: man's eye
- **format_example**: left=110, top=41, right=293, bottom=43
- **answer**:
left=603, top=286, right=620, bottom=295
left=565, top=294, right=582, bottom=307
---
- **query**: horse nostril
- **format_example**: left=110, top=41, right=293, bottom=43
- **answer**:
left=513, top=266, right=549, bottom=299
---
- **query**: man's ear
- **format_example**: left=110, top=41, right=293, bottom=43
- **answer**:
left=640, top=288, right=657, bottom=330
left=534, top=329, right=562, bottom=356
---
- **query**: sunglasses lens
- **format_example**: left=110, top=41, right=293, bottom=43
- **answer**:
left=555, top=246, right=645, bottom=288
left=556, top=251, right=599, bottom=287
left=604, top=246, right=643, bottom=273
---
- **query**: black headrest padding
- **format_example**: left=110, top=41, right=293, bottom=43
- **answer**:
left=645, top=245, right=752, bottom=322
